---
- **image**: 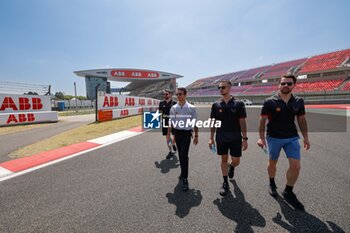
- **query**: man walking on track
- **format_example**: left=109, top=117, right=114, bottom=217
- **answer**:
left=258, top=74, right=311, bottom=211
left=159, top=89, right=177, bottom=159
left=167, top=87, right=198, bottom=191
left=209, top=80, right=248, bottom=196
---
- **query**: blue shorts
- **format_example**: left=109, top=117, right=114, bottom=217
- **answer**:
left=266, top=136, right=301, bottom=161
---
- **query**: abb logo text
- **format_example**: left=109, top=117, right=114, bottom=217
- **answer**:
left=111, top=70, right=160, bottom=78
left=0, top=97, right=43, bottom=111
left=125, top=98, right=135, bottom=106
left=103, top=96, right=119, bottom=107
left=120, top=109, right=129, bottom=117
left=139, top=99, right=145, bottom=106
left=6, top=113, right=35, bottom=124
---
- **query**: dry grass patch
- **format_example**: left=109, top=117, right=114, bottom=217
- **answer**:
left=9, top=115, right=142, bottom=159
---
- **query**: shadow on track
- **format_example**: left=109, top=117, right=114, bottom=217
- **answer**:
left=213, top=180, right=266, bottom=233
left=166, top=181, right=202, bottom=218
left=273, top=194, right=345, bottom=233
left=154, top=155, right=180, bottom=174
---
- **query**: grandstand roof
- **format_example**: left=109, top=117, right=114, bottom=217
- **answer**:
left=74, top=68, right=182, bottom=82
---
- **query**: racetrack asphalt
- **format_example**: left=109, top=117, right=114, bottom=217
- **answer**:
left=0, top=114, right=95, bottom=163
left=0, top=108, right=349, bottom=232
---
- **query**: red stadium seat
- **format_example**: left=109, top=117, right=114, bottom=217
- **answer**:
left=262, top=58, right=307, bottom=78
left=341, top=82, right=350, bottom=91
left=294, top=80, right=343, bottom=92
left=299, top=49, right=350, bottom=73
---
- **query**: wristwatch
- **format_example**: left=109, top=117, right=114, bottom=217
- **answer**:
left=243, top=137, right=248, bottom=140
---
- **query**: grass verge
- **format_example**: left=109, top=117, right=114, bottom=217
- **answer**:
left=9, top=115, right=142, bottom=159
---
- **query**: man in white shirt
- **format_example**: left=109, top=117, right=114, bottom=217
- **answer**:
left=167, top=87, right=198, bottom=191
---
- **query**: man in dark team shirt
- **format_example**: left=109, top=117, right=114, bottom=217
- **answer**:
left=258, top=74, right=310, bottom=211
left=158, top=89, right=177, bottom=159
left=209, top=80, right=248, bottom=196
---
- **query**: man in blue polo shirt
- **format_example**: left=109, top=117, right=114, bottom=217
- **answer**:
left=209, top=80, right=248, bottom=196
left=258, top=74, right=310, bottom=211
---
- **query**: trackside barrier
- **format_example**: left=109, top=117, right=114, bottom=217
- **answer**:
left=97, top=92, right=159, bottom=122
left=0, top=94, right=58, bottom=126
left=97, top=107, right=157, bottom=122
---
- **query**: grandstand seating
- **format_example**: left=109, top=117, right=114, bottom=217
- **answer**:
left=262, top=58, right=307, bottom=78
left=299, top=49, right=350, bottom=73
left=341, top=81, right=350, bottom=91
left=294, top=80, right=343, bottom=93
left=229, top=71, right=247, bottom=82
left=189, top=80, right=348, bottom=96
left=237, top=65, right=272, bottom=81
left=129, top=80, right=170, bottom=99
left=241, top=85, right=277, bottom=95
left=230, top=85, right=252, bottom=94
left=187, top=49, right=350, bottom=98
left=188, top=85, right=252, bottom=96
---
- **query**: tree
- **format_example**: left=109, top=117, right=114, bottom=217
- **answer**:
left=54, top=92, right=65, bottom=100
left=24, top=91, right=38, bottom=95
left=77, top=96, right=88, bottom=100
left=64, top=95, right=74, bottom=100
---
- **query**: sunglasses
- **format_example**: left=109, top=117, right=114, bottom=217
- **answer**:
left=176, top=93, right=184, bottom=96
left=280, top=82, right=293, bottom=86
left=218, top=86, right=227, bottom=90
left=163, top=93, right=169, bottom=96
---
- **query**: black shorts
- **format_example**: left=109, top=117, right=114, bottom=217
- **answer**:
left=162, top=127, right=174, bottom=136
left=217, top=139, right=242, bottom=157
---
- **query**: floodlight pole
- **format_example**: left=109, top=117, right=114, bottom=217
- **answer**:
left=95, top=83, right=101, bottom=122
left=74, top=82, right=78, bottom=112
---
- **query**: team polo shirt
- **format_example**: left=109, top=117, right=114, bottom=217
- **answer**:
left=261, top=94, right=305, bottom=139
left=210, top=97, right=247, bottom=143
left=169, top=101, right=197, bottom=131
left=159, top=100, right=176, bottom=125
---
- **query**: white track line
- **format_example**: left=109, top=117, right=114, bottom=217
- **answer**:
left=0, top=130, right=147, bottom=183
left=0, top=167, right=13, bottom=178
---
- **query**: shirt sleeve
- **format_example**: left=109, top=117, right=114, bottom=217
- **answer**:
left=238, top=102, right=247, bottom=118
left=297, top=99, right=306, bottom=116
left=210, top=103, right=216, bottom=119
left=169, top=106, right=175, bottom=127
left=261, top=100, right=270, bottom=117
left=191, top=107, right=198, bottom=121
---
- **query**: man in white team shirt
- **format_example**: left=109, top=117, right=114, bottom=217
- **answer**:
left=166, top=87, right=198, bottom=191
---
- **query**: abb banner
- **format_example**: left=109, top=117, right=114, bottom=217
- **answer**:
left=110, top=70, right=160, bottom=79
left=98, top=107, right=157, bottom=122
left=0, top=94, right=51, bottom=113
left=97, top=92, right=160, bottom=111
left=97, top=92, right=159, bottom=122
left=0, top=94, right=58, bottom=126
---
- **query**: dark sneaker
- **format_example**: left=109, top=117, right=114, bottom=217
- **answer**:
left=219, top=182, right=230, bottom=196
left=182, top=178, right=189, bottom=191
left=166, top=152, right=173, bottom=159
left=269, top=184, right=278, bottom=197
left=228, top=165, right=235, bottom=179
left=282, top=191, right=305, bottom=211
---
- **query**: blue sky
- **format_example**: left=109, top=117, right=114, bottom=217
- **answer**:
left=0, top=0, right=349, bottom=96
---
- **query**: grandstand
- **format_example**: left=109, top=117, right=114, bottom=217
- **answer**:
left=74, top=69, right=182, bottom=100
left=187, top=49, right=350, bottom=104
